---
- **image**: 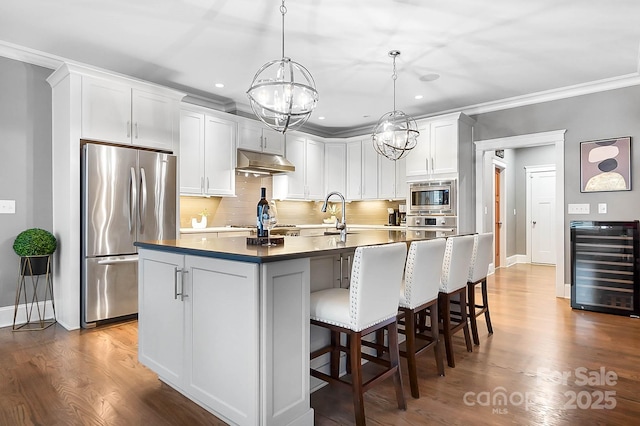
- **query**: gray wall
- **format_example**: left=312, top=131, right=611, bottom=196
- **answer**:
left=472, top=85, right=640, bottom=282
left=0, top=57, right=53, bottom=309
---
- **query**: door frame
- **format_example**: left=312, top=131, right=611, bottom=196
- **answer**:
left=525, top=165, right=556, bottom=264
left=493, top=159, right=507, bottom=269
left=474, top=129, right=567, bottom=298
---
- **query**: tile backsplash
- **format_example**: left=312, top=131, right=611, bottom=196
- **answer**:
left=180, top=173, right=403, bottom=228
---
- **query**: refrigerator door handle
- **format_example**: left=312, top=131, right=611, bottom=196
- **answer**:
left=140, top=167, right=147, bottom=234
left=97, top=255, right=139, bottom=265
left=129, top=167, right=137, bottom=233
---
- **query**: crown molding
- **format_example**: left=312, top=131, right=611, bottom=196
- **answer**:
left=0, top=40, right=63, bottom=69
left=457, top=73, right=640, bottom=117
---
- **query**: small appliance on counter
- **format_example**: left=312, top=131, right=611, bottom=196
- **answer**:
left=387, top=208, right=398, bottom=226
left=398, top=204, right=407, bottom=224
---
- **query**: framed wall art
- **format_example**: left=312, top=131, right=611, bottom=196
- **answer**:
left=580, top=136, right=631, bottom=192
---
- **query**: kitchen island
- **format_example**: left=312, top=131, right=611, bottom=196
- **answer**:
left=135, top=230, right=450, bottom=426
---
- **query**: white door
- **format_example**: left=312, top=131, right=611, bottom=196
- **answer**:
left=530, top=170, right=556, bottom=264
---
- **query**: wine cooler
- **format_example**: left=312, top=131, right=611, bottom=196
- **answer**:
left=570, top=221, right=639, bottom=316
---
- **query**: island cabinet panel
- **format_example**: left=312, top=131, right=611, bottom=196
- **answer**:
left=261, top=258, right=312, bottom=426
left=186, top=256, right=259, bottom=425
left=138, top=250, right=185, bottom=385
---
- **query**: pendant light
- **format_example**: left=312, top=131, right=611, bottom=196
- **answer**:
left=372, top=50, right=419, bottom=161
left=247, top=0, right=318, bottom=133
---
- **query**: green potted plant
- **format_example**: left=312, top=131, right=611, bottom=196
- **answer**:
left=13, top=228, right=57, bottom=276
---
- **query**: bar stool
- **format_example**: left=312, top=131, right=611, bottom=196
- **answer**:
left=397, top=238, right=446, bottom=399
left=467, top=232, right=494, bottom=345
left=438, top=235, right=475, bottom=368
left=310, top=242, right=407, bottom=426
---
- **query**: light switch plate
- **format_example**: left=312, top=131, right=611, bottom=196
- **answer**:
left=598, top=203, right=607, bottom=214
left=568, top=203, right=590, bottom=214
left=0, top=200, right=16, bottom=214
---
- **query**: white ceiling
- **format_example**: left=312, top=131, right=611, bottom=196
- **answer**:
left=1, top=0, right=640, bottom=136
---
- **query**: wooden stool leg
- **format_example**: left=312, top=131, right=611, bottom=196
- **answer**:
left=482, top=279, right=494, bottom=335
left=468, top=283, right=480, bottom=345
left=345, top=333, right=352, bottom=374
left=387, top=322, right=406, bottom=410
left=404, top=310, right=420, bottom=398
left=330, top=330, right=340, bottom=378
left=375, top=329, right=385, bottom=357
left=429, top=304, right=445, bottom=376
left=349, top=331, right=366, bottom=426
left=439, top=293, right=455, bottom=368
left=459, top=291, right=473, bottom=353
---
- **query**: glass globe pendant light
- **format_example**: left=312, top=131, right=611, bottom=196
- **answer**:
left=372, top=50, right=419, bottom=161
left=247, top=0, right=318, bottom=133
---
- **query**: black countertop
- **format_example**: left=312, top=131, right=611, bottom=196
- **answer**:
left=135, top=229, right=454, bottom=264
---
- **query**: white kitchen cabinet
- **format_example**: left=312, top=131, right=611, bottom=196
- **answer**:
left=346, top=140, right=363, bottom=200
left=237, top=118, right=285, bottom=155
left=361, top=139, right=379, bottom=200
left=138, top=250, right=185, bottom=385
left=179, top=107, right=236, bottom=197
left=405, top=112, right=474, bottom=180
left=46, top=63, right=184, bottom=330
left=273, top=134, right=324, bottom=200
left=378, top=156, right=407, bottom=200
left=81, top=76, right=177, bottom=151
left=138, top=249, right=260, bottom=426
left=324, top=143, right=346, bottom=195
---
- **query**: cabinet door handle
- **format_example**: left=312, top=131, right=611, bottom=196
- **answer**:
left=127, top=121, right=131, bottom=138
left=260, top=136, right=264, bottom=149
left=134, top=122, right=139, bottom=139
left=175, top=268, right=189, bottom=301
left=263, top=136, right=267, bottom=149
left=174, top=267, right=182, bottom=300
left=431, top=157, right=434, bottom=172
left=206, top=177, right=210, bottom=193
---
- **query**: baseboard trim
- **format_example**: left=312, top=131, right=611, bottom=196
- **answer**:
left=0, top=301, right=55, bottom=329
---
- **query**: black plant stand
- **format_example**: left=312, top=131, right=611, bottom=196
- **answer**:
left=12, top=255, right=56, bottom=331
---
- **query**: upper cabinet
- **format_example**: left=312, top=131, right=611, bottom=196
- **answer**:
left=324, top=143, right=346, bottom=195
left=378, top=156, right=406, bottom=200
left=273, top=134, right=324, bottom=200
left=179, top=107, right=236, bottom=197
left=345, top=140, right=363, bottom=201
left=405, top=112, right=475, bottom=180
left=81, top=75, right=179, bottom=152
left=237, top=119, right=285, bottom=155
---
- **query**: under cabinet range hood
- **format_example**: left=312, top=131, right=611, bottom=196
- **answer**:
left=236, top=149, right=295, bottom=175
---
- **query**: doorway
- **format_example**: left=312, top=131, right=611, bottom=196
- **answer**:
left=494, top=167, right=501, bottom=267
left=474, top=130, right=567, bottom=298
left=526, top=166, right=556, bottom=265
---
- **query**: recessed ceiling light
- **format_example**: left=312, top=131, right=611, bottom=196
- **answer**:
left=363, top=115, right=370, bottom=118
left=419, top=73, right=440, bottom=82
left=318, top=116, right=326, bottom=120
left=215, top=83, right=225, bottom=88
left=415, top=95, right=423, bottom=100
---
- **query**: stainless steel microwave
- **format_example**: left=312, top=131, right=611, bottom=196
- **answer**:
left=408, top=180, right=455, bottom=214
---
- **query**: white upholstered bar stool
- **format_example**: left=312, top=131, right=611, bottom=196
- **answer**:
left=398, top=238, right=447, bottom=399
left=310, top=242, right=408, bottom=426
left=438, top=234, right=475, bottom=368
left=467, top=232, right=494, bottom=345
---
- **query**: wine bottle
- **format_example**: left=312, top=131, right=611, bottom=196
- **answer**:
left=257, top=187, right=269, bottom=238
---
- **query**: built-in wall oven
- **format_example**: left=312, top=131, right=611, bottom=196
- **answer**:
left=408, top=179, right=456, bottom=215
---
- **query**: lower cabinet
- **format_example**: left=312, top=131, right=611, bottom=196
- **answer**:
left=138, top=249, right=312, bottom=426
left=138, top=249, right=259, bottom=425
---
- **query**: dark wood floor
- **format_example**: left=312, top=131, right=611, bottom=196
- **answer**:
left=1, top=264, right=639, bottom=425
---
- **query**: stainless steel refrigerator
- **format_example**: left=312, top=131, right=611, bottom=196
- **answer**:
left=82, top=142, right=176, bottom=327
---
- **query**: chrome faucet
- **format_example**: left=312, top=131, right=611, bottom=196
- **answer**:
left=321, top=191, right=347, bottom=242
